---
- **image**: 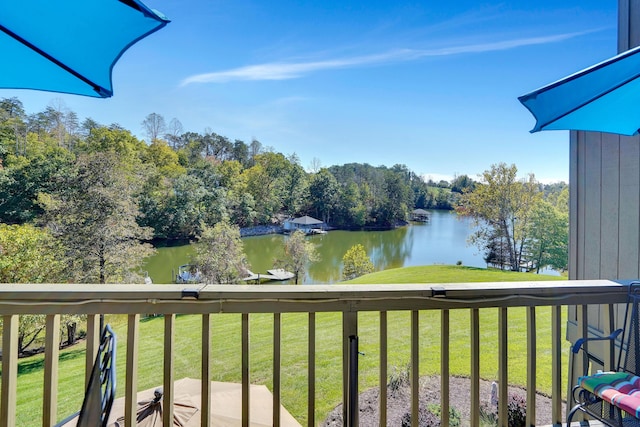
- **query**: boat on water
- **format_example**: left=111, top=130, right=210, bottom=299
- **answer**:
left=308, top=229, right=327, bottom=235
left=243, top=268, right=295, bottom=282
left=175, top=264, right=202, bottom=284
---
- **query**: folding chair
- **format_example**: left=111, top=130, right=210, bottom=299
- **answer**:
left=567, top=283, right=640, bottom=426
left=55, top=324, right=116, bottom=427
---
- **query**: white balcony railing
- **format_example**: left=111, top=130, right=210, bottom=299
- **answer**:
left=0, top=280, right=629, bottom=427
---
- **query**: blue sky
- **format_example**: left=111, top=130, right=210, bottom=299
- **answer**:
left=4, top=1, right=618, bottom=183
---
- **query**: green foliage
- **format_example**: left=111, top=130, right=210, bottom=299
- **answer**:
left=0, top=223, right=65, bottom=283
left=480, top=401, right=499, bottom=426
left=40, top=152, right=154, bottom=283
left=0, top=223, right=81, bottom=353
left=527, top=200, right=568, bottom=272
left=244, top=152, right=290, bottom=223
left=308, top=168, right=339, bottom=224
left=192, top=220, right=249, bottom=284
left=280, top=230, right=319, bottom=284
left=342, top=244, right=374, bottom=280
left=459, top=163, right=543, bottom=272
left=451, top=174, right=476, bottom=194
left=143, top=139, right=186, bottom=177
left=388, top=363, right=411, bottom=392
left=0, top=141, right=75, bottom=224
left=428, top=403, right=462, bottom=427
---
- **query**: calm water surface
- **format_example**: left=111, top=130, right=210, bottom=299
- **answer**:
left=144, top=210, right=491, bottom=284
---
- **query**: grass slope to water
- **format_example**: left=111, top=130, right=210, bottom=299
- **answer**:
left=13, top=266, right=565, bottom=426
left=344, top=264, right=564, bottom=284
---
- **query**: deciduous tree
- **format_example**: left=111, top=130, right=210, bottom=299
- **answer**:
left=0, top=223, right=81, bottom=352
left=280, top=230, right=319, bottom=284
left=459, top=163, right=541, bottom=272
left=193, top=220, right=249, bottom=284
left=41, top=152, right=154, bottom=284
left=0, top=223, right=65, bottom=283
left=308, top=168, right=338, bottom=224
left=142, top=112, right=166, bottom=143
left=527, top=200, right=568, bottom=272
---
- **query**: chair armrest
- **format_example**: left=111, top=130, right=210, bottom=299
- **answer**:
left=571, top=329, right=623, bottom=353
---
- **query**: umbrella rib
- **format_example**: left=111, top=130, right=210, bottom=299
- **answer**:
left=0, top=23, right=111, bottom=97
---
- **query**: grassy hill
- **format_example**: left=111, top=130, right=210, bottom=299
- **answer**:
left=344, top=264, right=563, bottom=284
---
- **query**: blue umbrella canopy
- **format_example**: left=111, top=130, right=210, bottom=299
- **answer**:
left=0, top=0, right=169, bottom=98
left=519, top=44, right=640, bottom=136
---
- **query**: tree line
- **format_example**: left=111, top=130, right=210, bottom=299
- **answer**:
left=0, top=98, right=461, bottom=239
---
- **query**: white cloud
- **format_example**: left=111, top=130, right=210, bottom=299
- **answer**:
left=181, top=30, right=592, bottom=85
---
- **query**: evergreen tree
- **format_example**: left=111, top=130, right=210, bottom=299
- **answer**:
left=342, top=244, right=374, bottom=280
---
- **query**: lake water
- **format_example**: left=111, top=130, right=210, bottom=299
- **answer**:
left=143, top=210, right=501, bottom=284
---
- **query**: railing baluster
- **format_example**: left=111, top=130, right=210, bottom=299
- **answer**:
left=603, top=304, right=615, bottom=370
left=567, top=304, right=588, bottom=420
left=1, top=315, right=18, bottom=427
left=273, top=313, right=281, bottom=427
left=441, top=310, right=450, bottom=427
left=202, top=314, right=211, bottom=427
left=163, top=314, right=175, bottom=427
left=551, top=305, right=562, bottom=425
left=242, top=313, right=250, bottom=427
left=85, top=314, right=100, bottom=389
left=380, top=311, right=388, bottom=427
left=308, top=312, right=316, bottom=426
left=526, top=307, right=537, bottom=426
left=342, top=311, right=358, bottom=426
left=43, top=314, right=60, bottom=427
left=411, top=310, right=419, bottom=427
left=498, top=308, right=508, bottom=427
left=471, top=309, right=480, bottom=427
left=125, top=314, right=140, bottom=427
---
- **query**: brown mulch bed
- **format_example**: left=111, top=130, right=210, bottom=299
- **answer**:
left=322, top=376, right=566, bottom=426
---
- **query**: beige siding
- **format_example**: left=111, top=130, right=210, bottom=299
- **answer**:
left=572, top=128, right=640, bottom=281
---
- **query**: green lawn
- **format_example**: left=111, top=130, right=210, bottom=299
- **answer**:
left=344, top=264, right=565, bottom=284
left=14, top=266, right=567, bottom=426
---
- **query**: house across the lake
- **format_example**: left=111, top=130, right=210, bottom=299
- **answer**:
left=283, top=215, right=326, bottom=234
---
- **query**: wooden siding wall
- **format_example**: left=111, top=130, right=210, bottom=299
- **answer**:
left=570, top=132, right=640, bottom=281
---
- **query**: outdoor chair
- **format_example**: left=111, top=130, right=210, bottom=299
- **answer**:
left=567, top=283, right=640, bottom=426
left=54, top=324, right=117, bottom=427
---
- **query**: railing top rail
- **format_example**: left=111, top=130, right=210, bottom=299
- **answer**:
left=0, top=280, right=629, bottom=315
